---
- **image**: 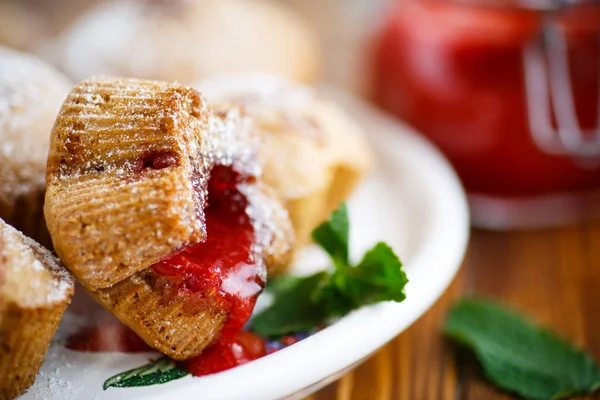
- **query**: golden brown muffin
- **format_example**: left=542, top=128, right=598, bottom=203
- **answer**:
left=45, top=77, right=212, bottom=291
left=200, top=76, right=373, bottom=246
left=88, top=267, right=226, bottom=360
left=88, top=179, right=293, bottom=360
left=46, top=77, right=293, bottom=359
left=0, top=46, right=71, bottom=247
left=0, top=218, right=74, bottom=400
left=53, top=0, right=320, bottom=84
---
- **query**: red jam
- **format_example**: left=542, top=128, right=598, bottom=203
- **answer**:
left=152, top=164, right=266, bottom=376
left=280, top=335, right=299, bottom=346
left=181, top=331, right=266, bottom=376
left=66, top=324, right=151, bottom=353
left=135, top=150, right=179, bottom=173
left=373, top=0, right=600, bottom=197
left=65, top=165, right=267, bottom=374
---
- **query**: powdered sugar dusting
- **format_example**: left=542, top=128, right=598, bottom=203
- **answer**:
left=221, top=262, right=263, bottom=298
left=45, top=77, right=213, bottom=288
left=241, top=183, right=293, bottom=282
left=54, top=0, right=318, bottom=84
left=0, top=46, right=71, bottom=214
left=27, top=346, right=96, bottom=400
left=206, top=104, right=292, bottom=283
left=211, top=79, right=323, bottom=141
left=208, top=106, right=260, bottom=178
left=205, top=79, right=361, bottom=198
left=32, top=368, right=74, bottom=400
left=0, top=220, right=74, bottom=306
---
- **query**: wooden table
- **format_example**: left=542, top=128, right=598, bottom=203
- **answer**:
left=309, top=224, right=600, bottom=400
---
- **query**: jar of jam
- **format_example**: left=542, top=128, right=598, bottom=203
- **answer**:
left=372, top=0, right=600, bottom=228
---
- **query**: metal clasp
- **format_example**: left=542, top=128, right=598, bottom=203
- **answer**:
left=523, top=8, right=600, bottom=156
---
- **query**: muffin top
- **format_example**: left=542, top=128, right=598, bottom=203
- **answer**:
left=0, top=217, right=73, bottom=308
left=54, top=0, right=320, bottom=84
left=206, top=79, right=373, bottom=199
left=0, top=46, right=71, bottom=214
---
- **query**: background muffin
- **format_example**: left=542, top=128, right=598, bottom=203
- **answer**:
left=0, top=46, right=71, bottom=246
left=200, top=76, right=373, bottom=246
left=52, top=0, right=320, bottom=84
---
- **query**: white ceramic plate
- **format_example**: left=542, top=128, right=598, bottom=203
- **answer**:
left=24, top=76, right=469, bottom=400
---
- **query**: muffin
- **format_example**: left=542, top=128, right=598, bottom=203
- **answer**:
left=199, top=75, right=373, bottom=246
left=0, top=46, right=71, bottom=246
left=54, top=0, right=320, bottom=84
left=0, top=218, right=74, bottom=400
left=45, top=77, right=293, bottom=359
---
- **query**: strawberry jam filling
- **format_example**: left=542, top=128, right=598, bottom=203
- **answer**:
left=135, top=150, right=179, bottom=173
left=152, top=164, right=267, bottom=376
left=181, top=331, right=266, bottom=376
left=64, top=165, right=268, bottom=374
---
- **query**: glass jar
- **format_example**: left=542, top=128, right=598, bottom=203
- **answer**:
left=372, top=0, right=600, bottom=228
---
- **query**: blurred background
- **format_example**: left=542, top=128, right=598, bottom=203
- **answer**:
left=1, top=1, right=599, bottom=399
left=1, top=0, right=598, bottom=230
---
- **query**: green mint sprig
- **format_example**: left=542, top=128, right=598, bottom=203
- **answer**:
left=103, top=357, right=188, bottom=389
left=251, top=203, right=408, bottom=337
left=445, top=299, right=600, bottom=400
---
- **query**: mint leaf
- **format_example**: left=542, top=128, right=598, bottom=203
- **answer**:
left=252, top=203, right=408, bottom=337
left=103, top=357, right=188, bottom=389
left=312, top=203, right=349, bottom=266
left=445, top=299, right=600, bottom=400
left=251, top=272, right=328, bottom=337
left=355, top=242, right=407, bottom=303
left=317, top=242, right=407, bottom=316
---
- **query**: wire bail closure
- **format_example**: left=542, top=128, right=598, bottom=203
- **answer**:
left=523, top=5, right=600, bottom=157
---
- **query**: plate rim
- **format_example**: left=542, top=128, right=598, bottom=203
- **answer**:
left=29, top=75, right=470, bottom=400
left=141, top=76, right=470, bottom=400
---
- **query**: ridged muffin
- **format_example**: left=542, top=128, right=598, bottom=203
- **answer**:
left=45, top=77, right=212, bottom=290
left=53, top=0, right=320, bottom=84
left=199, top=75, right=373, bottom=246
left=46, top=77, right=293, bottom=359
left=0, top=46, right=71, bottom=247
left=0, top=218, right=74, bottom=400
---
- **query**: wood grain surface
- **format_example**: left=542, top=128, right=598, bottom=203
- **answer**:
left=308, top=224, right=600, bottom=400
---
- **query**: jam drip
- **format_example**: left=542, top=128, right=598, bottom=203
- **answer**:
left=66, top=324, right=151, bottom=353
left=152, top=164, right=266, bottom=376
left=64, top=165, right=267, bottom=372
